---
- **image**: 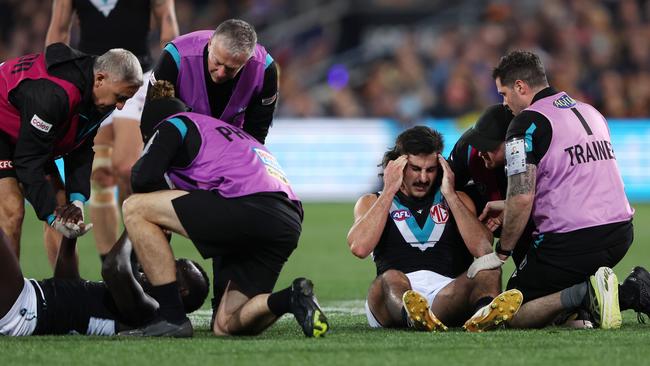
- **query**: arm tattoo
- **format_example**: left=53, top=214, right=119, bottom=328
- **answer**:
left=507, top=164, right=536, bottom=197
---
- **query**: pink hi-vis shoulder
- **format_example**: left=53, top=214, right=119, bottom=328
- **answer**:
left=0, top=54, right=83, bottom=156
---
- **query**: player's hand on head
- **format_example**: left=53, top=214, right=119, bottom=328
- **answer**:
left=383, top=155, right=407, bottom=195
left=437, top=154, right=455, bottom=198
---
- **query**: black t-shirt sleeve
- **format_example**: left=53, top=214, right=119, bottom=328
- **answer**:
left=242, top=61, right=279, bottom=144
left=130, top=116, right=200, bottom=193
left=147, top=46, right=180, bottom=101
left=9, top=79, right=69, bottom=220
left=505, top=110, right=552, bottom=165
left=448, top=140, right=471, bottom=190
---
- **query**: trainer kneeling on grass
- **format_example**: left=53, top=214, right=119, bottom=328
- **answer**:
left=121, top=81, right=329, bottom=338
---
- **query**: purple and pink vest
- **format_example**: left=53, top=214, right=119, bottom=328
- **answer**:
left=171, top=31, right=268, bottom=127
left=161, top=112, right=299, bottom=202
left=526, top=92, right=634, bottom=234
left=0, top=54, right=83, bottom=156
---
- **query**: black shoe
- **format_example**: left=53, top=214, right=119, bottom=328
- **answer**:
left=290, top=278, right=329, bottom=337
left=619, top=266, right=650, bottom=323
left=119, top=317, right=193, bottom=337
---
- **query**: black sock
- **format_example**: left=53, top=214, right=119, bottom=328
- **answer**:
left=473, top=296, right=494, bottom=313
left=267, top=286, right=292, bottom=316
left=401, top=306, right=409, bottom=326
left=560, top=281, right=588, bottom=309
left=149, top=282, right=186, bottom=324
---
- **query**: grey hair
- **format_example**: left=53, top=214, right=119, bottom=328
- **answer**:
left=93, top=48, right=143, bottom=86
left=212, top=19, right=257, bottom=59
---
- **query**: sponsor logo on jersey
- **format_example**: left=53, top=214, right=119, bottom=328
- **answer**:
left=391, top=209, right=411, bottom=221
left=30, top=114, right=52, bottom=133
left=254, top=148, right=290, bottom=184
left=0, top=160, right=13, bottom=170
left=430, top=203, right=449, bottom=224
left=19, top=308, right=36, bottom=321
left=553, top=94, right=577, bottom=108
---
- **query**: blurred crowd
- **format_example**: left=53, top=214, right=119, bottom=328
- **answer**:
left=1, top=0, right=649, bottom=121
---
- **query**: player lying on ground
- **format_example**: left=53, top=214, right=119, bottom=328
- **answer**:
left=0, top=229, right=208, bottom=336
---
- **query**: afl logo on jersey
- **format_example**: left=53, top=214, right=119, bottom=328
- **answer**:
left=430, top=204, right=449, bottom=224
left=391, top=210, right=411, bottom=221
left=553, top=94, right=577, bottom=109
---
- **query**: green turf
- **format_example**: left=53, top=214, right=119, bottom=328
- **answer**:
left=5, top=203, right=650, bottom=365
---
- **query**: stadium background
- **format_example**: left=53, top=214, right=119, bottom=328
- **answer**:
left=2, top=1, right=650, bottom=365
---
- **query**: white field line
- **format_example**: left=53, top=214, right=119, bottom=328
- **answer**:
left=188, top=300, right=366, bottom=326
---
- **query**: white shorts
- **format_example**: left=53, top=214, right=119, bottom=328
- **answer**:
left=0, top=278, right=41, bottom=336
left=100, top=70, right=151, bottom=128
left=365, top=270, right=454, bottom=328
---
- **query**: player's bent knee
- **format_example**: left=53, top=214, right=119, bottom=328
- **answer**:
left=380, top=269, right=408, bottom=283
left=122, top=195, right=142, bottom=223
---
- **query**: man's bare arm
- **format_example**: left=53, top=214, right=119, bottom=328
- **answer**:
left=53, top=237, right=80, bottom=279
left=101, top=231, right=157, bottom=324
left=347, top=155, right=407, bottom=258
left=45, top=0, right=74, bottom=47
left=499, top=164, right=536, bottom=255
left=152, top=0, right=179, bottom=48
left=438, top=154, right=493, bottom=257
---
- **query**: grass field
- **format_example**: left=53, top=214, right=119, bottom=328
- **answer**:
left=4, top=202, right=650, bottom=366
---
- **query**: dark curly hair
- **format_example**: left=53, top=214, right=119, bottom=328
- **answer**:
left=381, top=126, right=444, bottom=171
left=492, top=50, right=548, bottom=88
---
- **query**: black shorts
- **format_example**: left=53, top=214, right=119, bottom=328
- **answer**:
left=0, top=132, right=16, bottom=179
left=0, top=131, right=60, bottom=181
left=172, top=190, right=302, bottom=298
left=507, top=220, right=633, bottom=303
